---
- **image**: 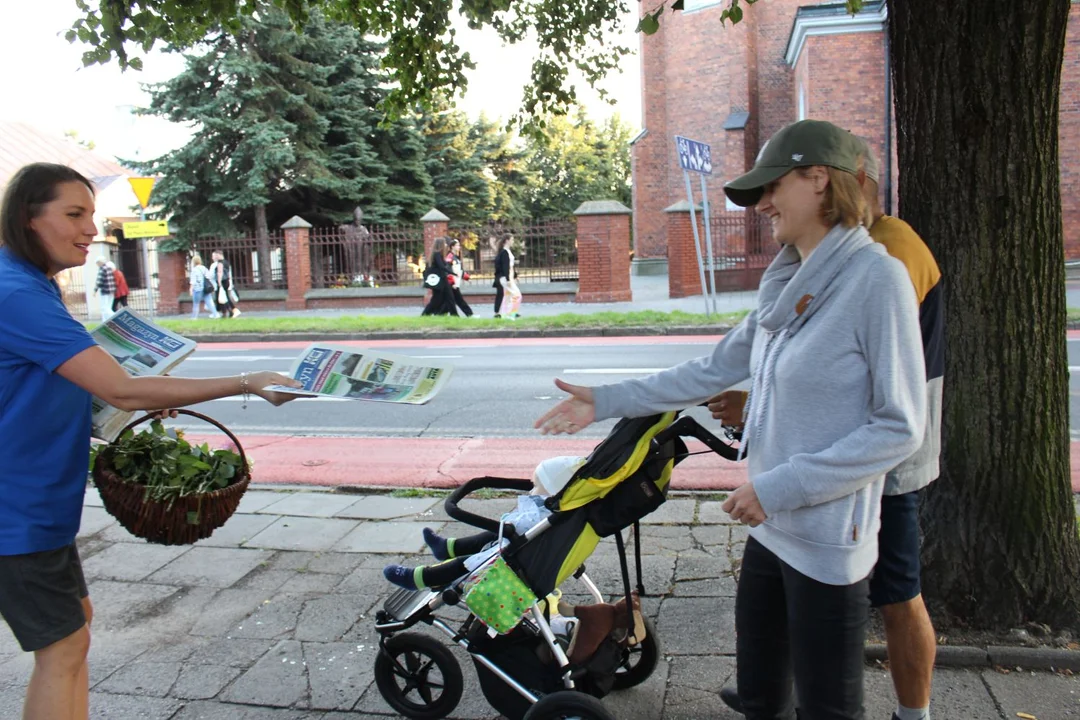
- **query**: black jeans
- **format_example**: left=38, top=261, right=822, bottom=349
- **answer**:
left=493, top=284, right=504, bottom=315
left=736, top=536, right=869, bottom=720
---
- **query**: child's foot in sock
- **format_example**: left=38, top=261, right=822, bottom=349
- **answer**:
left=383, top=564, right=420, bottom=590
left=423, top=527, right=452, bottom=560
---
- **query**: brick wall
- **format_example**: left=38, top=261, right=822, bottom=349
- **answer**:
left=1062, top=3, right=1080, bottom=258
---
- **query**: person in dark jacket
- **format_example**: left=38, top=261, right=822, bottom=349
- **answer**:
left=421, top=238, right=458, bottom=316
left=447, top=239, right=473, bottom=317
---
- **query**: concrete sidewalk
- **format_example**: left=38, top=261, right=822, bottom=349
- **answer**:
left=1, top=487, right=1077, bottom=720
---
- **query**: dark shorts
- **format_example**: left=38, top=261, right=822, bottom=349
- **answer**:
left=0, top=543, right=89, bottom=652
left=868, top=491, right=922, bottom=608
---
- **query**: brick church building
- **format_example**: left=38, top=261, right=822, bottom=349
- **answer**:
left=631, top=0, right=1080, bottom=282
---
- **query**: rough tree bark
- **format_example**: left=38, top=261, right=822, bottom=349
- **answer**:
left=888, top=0, right=1080, bottom=629
left=254, top=204, right=273, bottom=289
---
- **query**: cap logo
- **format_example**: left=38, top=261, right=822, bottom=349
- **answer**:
left=791, top=153, right=803, bottom=161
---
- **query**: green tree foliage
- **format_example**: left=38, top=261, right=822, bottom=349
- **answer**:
left=470, top=114, right=530, bottom=222
left=421, top=102, right=492, bottom=225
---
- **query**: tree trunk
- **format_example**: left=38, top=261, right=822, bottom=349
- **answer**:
left=254, top=204, right=273, bottom=289
left=888, top=0, right=1080, bottom=629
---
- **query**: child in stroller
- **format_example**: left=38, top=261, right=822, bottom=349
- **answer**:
left=373, top=410, right=741, bottom=720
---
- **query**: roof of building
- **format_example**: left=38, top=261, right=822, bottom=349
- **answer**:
left=0, top=121, right=132, bottom=191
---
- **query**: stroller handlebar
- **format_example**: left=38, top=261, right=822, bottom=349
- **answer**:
left=445, top=476, right=535, bottom=532
left=654, top=415, right=742, bottom=461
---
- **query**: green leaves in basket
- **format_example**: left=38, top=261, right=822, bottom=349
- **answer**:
left=91, top=421, right=245, bottom=506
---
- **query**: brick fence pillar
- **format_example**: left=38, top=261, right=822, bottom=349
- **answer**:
left=156, top=249, right=187, bottom=316
left=282, top=216, right=312, bottom=311
left=664, top=200, right=706, bottom=298
left=574, top=201, right=633, bottom=303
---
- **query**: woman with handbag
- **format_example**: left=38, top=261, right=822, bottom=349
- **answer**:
left=420, top=237, right=458, bottom=316
left=0, top=163, right=303, bottom=720
left=491, top=234, right=521, bottom=319
left=210, top=250, right=241, bottom=318
left=189, top=254, right=219, bottom=319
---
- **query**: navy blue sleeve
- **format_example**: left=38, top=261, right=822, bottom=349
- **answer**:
left=0, top=285, right=97, bottom=372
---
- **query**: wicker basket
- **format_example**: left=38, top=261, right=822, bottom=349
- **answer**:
left=92, top=409, right=251, bottom=545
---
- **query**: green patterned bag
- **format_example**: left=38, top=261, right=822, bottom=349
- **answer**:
left=463, top=556, right=537, bottom=634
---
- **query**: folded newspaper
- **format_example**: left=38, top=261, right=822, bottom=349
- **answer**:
left=268, top=344, right=453, bottom=404
left=90, top=308, right=197, bottom=441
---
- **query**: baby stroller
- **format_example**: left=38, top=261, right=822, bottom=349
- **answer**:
left=373, top=410, right=741, bottom=720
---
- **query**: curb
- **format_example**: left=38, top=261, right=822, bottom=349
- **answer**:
left=866, top=643, right=1080, bottom=671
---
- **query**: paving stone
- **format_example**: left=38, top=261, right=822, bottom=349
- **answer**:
left=95, top=661, right=181, bottom=697
left=697, top=500, right=737, bottom=525
left=221, top=640, right=308, bottom=708
left=236, top=490, right=293, bottom=514
left=195, top=512, right=279, bottom=548
left=729, top=523, right=750, bottom=544
left=278, top=572, right=345, bottom=596
left=171, top=701, right=316, bottom=719
left=983, top=666, right=1080, bottom=719
left=84, top=580, right=180, bottom=633
left=231, top=568, right=295, bottom=594
left=421, top=497, right=513, bottom=524
left=662, top=654, right=739, bottom=719
left=80, top=543, right=191, bottom=582
left=334, top=495, right=440, bottom=520
left=97, top=522, right=148, bottom=543
left=137, top=636, right=211, bottom=664
left=172, top=663, right=243, bottom=700
left=673, top=554, right=737, bottom=596
left=146, top=547, right=273, bottom=588
left=336, top=565, right=390, bottom=594
left=633, top=524, right=695, bottom=554
left=87, top=692, right=182, bottom=719
left=187, top=637, right=279, bottom=668
left=640, top=498, right=697, bottom=525
left=605, top=656, right=670, bottom=719
left=571, top=552, right=677, bottom=597
left=232, top=594, right=308, bottom=640
left=190, top=589, right=281, bottom=637
left=0, top=683, right=24, bottom=718
left=266, top=551, right=319, bottom=571
left=658, top=597, right=736, bottom=655
left=84, top=486, right=104, bottom=507
left=243, top=516, right=359, bottom=552
left=332, top=521, right=430, bottom=554
left=306, top=552, right=365, bottom=576
left=295, top=595, right=373, bottom=643
left=690, top=524, right=730, bottom=550
left=302, top=641, right=375, bottom=710
left=258, top=492, right=362, bottom=518
left=77, top=505, right=117, bottom=537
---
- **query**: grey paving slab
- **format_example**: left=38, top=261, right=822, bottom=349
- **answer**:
left=232, top=594, right=307, bottom=640
left=983, top=667, right=1080, bottom=718
left=221, top=639, right=308, bottom=707
left=146, top=546, right=273, bottom=588
left=332, top=520, right=430, bottom=554
left=421, top=497, right=515, bottom=524
left=606, top=656, right=670, bottom=719
left=84, top=580, right=180, bottom=632
left=185, top=637, right=280, bottom=669
left=307, top=551, right=365, bottom=575
left=97, top=521, right=147, bottom=543
left=231, top=568, right=296, bottom=594
left=95, top=661, right=181, bottom=697
left=87, top=692, right=183, bottom=719
left=662, top=654, right=739, bottom=720
left=0, top=684, right=24, bottom=718
left=258, top=492, right=363, bottom=518
left=640, top=498, right=697, bottom=525
left=171, top=701, right=316, bottom=719
left=301, top=641, right=375, bottom=710
left=659, top=597, right=736, bottom=655
left=334, top=494, right=440, bottom=519
left=697, top=500, right=737, bottom=525
left=189, top=588, right=283, bottom=637
left=864, top=666, right=1002, bottom=720
left=237, top=489, right=295, bottom=514
left=278, top=571, right=346, bottom=596
left=195, top=512, right=279, bottom=547
left=243, top=516, right=360, bottom=552
left=690, top=524, right=730, bottom=550
left=635, top=524, right=696, bottom=554
left=295, top=595, right=372, bottom=643
left=78, top=505, right=116, bottom=537
left=80, top=543, right=191, bottom=582
left=172, top=663, right=243, bottom=700
left=571, top=552, right=677, bottom=598
left=336, top=564, right=389, bottom=594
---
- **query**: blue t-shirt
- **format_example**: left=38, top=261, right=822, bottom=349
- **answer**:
left=0, top=249, right=97, bottom=555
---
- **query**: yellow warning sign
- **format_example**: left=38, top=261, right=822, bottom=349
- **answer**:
left=122, top=220, right=170, bottom=239
left=127, top=177, right=156, bottom=209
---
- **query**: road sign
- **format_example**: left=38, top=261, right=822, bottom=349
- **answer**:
left=675, top=136, right=713, bottom=175
left=127, top=177, right=156, bottom=209
left=122, top=220, right=170, bottom=238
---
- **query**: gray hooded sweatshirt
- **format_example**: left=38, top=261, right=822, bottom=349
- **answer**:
left=592, top=224, right=926, bottom=585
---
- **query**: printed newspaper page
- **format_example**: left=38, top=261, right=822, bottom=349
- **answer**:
left=90, top=308, right=197, bottom=441
left=270, top=344, right=454, bottom=404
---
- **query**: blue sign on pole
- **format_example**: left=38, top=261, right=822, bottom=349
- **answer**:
left=675, top=135, right=712, bottom=175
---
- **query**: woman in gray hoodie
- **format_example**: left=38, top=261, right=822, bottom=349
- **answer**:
left=535, top=120, right=926, bottom=720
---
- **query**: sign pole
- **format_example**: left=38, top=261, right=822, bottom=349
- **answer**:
left=683, top=170, right=711, bottom=317
left=699, top=174, right=717, bottom=315
left=127, top=177, right=158, bottom=318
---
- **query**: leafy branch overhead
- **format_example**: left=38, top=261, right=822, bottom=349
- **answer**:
left=68, top=0, right=632, bottom=128
left=636, top=0, right=864, bottom=34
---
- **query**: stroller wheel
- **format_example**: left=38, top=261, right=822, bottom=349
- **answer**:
left=374, top=632, right=463, bottom=719
left=612, top=616, right=660, bottom=690
left=522, top=690, right=617, bottom=720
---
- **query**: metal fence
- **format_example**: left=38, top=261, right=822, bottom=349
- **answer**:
left=308, top=225, right=426, bottom=289
left=189, top=233, right=288, bottom=291
left=448, top=218, right=578, bottom=284
left=706, top=212, right=776, bottom=291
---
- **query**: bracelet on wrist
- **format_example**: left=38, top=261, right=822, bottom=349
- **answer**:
left=240, top=372, right=250, bottom=410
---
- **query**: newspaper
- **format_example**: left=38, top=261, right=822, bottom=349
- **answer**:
left=91, top=308, right=197, bottom=441
left=269, top=344, right=453, bottom=404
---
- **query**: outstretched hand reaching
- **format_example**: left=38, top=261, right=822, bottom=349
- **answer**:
left=534, top=378, right=596, bottom=435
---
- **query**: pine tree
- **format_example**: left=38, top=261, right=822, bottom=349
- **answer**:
left=470, top=114, right=530, bottom=222
left=421, top=103, right=491, bottom=224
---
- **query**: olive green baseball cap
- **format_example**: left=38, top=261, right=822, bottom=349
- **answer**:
left=723, top=119, right=861, bottom=207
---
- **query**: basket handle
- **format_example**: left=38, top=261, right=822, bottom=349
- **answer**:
left=112, top=409, right=249, bottom=472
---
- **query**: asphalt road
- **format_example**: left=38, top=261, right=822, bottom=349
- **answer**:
left=167, top=336, right=1080, bottom=440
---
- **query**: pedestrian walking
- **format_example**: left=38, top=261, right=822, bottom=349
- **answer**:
left=447, top=239, right=473, bottom=317
left=491, top=235, right=521, bottom=319
left=189, top=254, right=219, bottom=319
left=209, top=250, right=240, bottom=318
left=421, top=238, right=458, bottom=317
left=534, top=120, right=927, bottom=720
left=92, top=256, right=114, bottom=321
left=108, top=262, right=128, bottom=312
left=0, top=162, right=303, bottom=720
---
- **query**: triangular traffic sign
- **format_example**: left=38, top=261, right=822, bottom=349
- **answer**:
left=127, top=177, right=156, bottom=209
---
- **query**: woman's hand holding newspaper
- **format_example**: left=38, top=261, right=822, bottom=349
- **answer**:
left=534, top=378, right=595, bottom=435
left=250, top=372, right=307, bottom=406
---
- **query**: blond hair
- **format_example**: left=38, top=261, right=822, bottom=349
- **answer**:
left=796, top=166, right=871, bottom=228
left=192, top=254, right=203, bottom=267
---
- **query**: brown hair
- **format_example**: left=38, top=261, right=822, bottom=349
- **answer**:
left=0, top=163, right=95, bottom=273
left=795, top=166, right=869, bottom=228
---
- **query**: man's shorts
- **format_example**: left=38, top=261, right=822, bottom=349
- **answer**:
left=868, top=491, right=922, bottom=608
left=0, top=543, right=89, bottom=652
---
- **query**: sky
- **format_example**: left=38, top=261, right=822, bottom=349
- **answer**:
left=0, top=0, right=642, bottom=163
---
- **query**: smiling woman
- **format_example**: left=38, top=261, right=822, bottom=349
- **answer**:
left=0, top=162, right=304, bottom=720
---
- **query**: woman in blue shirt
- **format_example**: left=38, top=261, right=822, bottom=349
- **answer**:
left=0, top=163, right=302, bottom=720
